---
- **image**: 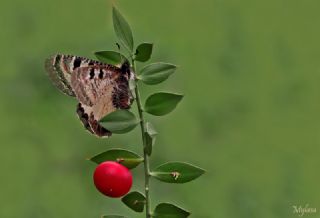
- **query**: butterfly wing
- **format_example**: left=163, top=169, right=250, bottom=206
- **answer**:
left=45, top=54, right=101, bottom=96
left=71, top=65, right=134, bottom=137
left=45, top=54, right=134, bottom=138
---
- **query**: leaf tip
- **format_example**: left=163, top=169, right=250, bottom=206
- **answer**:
left=112, top=5, right=117, bottom=11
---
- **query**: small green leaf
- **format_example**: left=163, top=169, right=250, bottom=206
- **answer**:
left=153, top=203, right=190, bottom=217
left=138, top=63, right=177, bottom=85
left=89, top=149, right=143, bottom=169
left=150, top=162, right=205, bottom=183
left=144, top=92, right=183, bottom=116
left=94, top=51, right=127, bottom=65
left=129, top=79, right=136, bottom=91
left=102, top=215, right=127, bottom=218
left=129, top=79, right=136, bottom=99
left=112, top=6, right=134, bottom=52
left=100, top=110, right=139, bottom=134
left=135, top=43, right=153, bottom=62
left=145, top=122, right=157, bottom=156
left=121, top=191, right=145, bottom=212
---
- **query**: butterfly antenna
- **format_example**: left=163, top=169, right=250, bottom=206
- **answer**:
left=116, top=42, right=135, bottom=68
left=116, top=43, right=124, bottom=65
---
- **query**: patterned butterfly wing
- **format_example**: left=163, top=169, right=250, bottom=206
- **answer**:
left=71, top=65, right=134, bottom=137
left=45, top=54, right=134, bottom=138
left=45, top=54, right=101, bottom=96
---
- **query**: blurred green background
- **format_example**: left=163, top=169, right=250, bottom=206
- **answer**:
left=1, top=0, right=320, bottom=217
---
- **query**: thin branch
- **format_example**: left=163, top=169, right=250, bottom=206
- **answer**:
left=132, top=59, right=152, bottom=218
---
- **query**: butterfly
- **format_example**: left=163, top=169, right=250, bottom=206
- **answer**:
left=45, top=54, right=135, bottom=138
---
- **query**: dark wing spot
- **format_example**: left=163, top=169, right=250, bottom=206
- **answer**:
left=73, top=57, right=82, bottom=70
left=99, top=69, right=104, bottom=79
left=76, top=103, right=84, bottom=114
left=82, top=113, right=88, bottom=119
left=76, top=103, right=94, bottom=133
left=53, top=54, right=61, bottom=68
left=53, top=54, right=61, bottom=66
left=120, top=61, right=130, bottom=75
left=89, top=68, right=95, bottom=79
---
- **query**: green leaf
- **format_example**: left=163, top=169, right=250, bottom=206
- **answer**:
left=112, top=6, right=134, bottom=52
left=150, top=162, right=205, bottom=183
left=129, top=79, right=136, bottom=91
left=138, top=63, right=177, bottom=85
left=121, top=191, right=145, bottom=212
left=102, top=215, right=127, bottom=218
left=89, top=149, right=143, bottom=169
left=100, top=110, right=139, bottom=134
left=135, top=43, right=153, bottom=62
left=129, top=79, right=136, bottom=99
left=94, top=51, right=127, bottom=65
left=144, top=92, right=183, bottom=116
left=153, top=203, right=190, bottom=217
left=145, top=122, right=157, bottom=156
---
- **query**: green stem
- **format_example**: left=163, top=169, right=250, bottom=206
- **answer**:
left=132, top=59, right=152, bottom=218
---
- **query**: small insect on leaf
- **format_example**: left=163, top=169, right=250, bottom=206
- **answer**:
left=89, top=149, right=143, bottom=169
left=100, top=110, right=139, bottom=134
left=150, top=162, right=205, bottom=183
left=153, top=203, right=190, bottom=217
left=145, top=122, right=157, bottom=156
left=112, top=6, right=134, bottom=52
left=138, top=63, right=177, bottom=85
left=144, top=92, right=184, bottom=116
left=135, top=43, right=153, bottom=62
left=121, top=191, right=146, bottom=213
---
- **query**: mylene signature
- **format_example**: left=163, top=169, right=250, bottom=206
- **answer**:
left=292, top=204, right=317, bottom=217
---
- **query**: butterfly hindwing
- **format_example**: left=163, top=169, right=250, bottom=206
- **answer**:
left=71, top=65, right=127, bottom=116
left=76, top=103, right=112, bottom=137
left=71, top=65, right=133, bottom=137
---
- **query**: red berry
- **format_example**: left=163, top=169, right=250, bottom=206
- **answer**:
left=93, top=161, right=132, bottom=198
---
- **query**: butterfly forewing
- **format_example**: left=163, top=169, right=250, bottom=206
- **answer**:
left=45, top=54, right=134, bottom=138
left=45, top=54, right=103, bottom=96
left=45, top=54, right=75, bottom=96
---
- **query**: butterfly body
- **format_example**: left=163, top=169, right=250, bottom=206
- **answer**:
left=45, top=54, right=134, bottom=137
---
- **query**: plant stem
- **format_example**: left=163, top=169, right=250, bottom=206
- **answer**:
left=132, top=60, right=152, bottom=218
